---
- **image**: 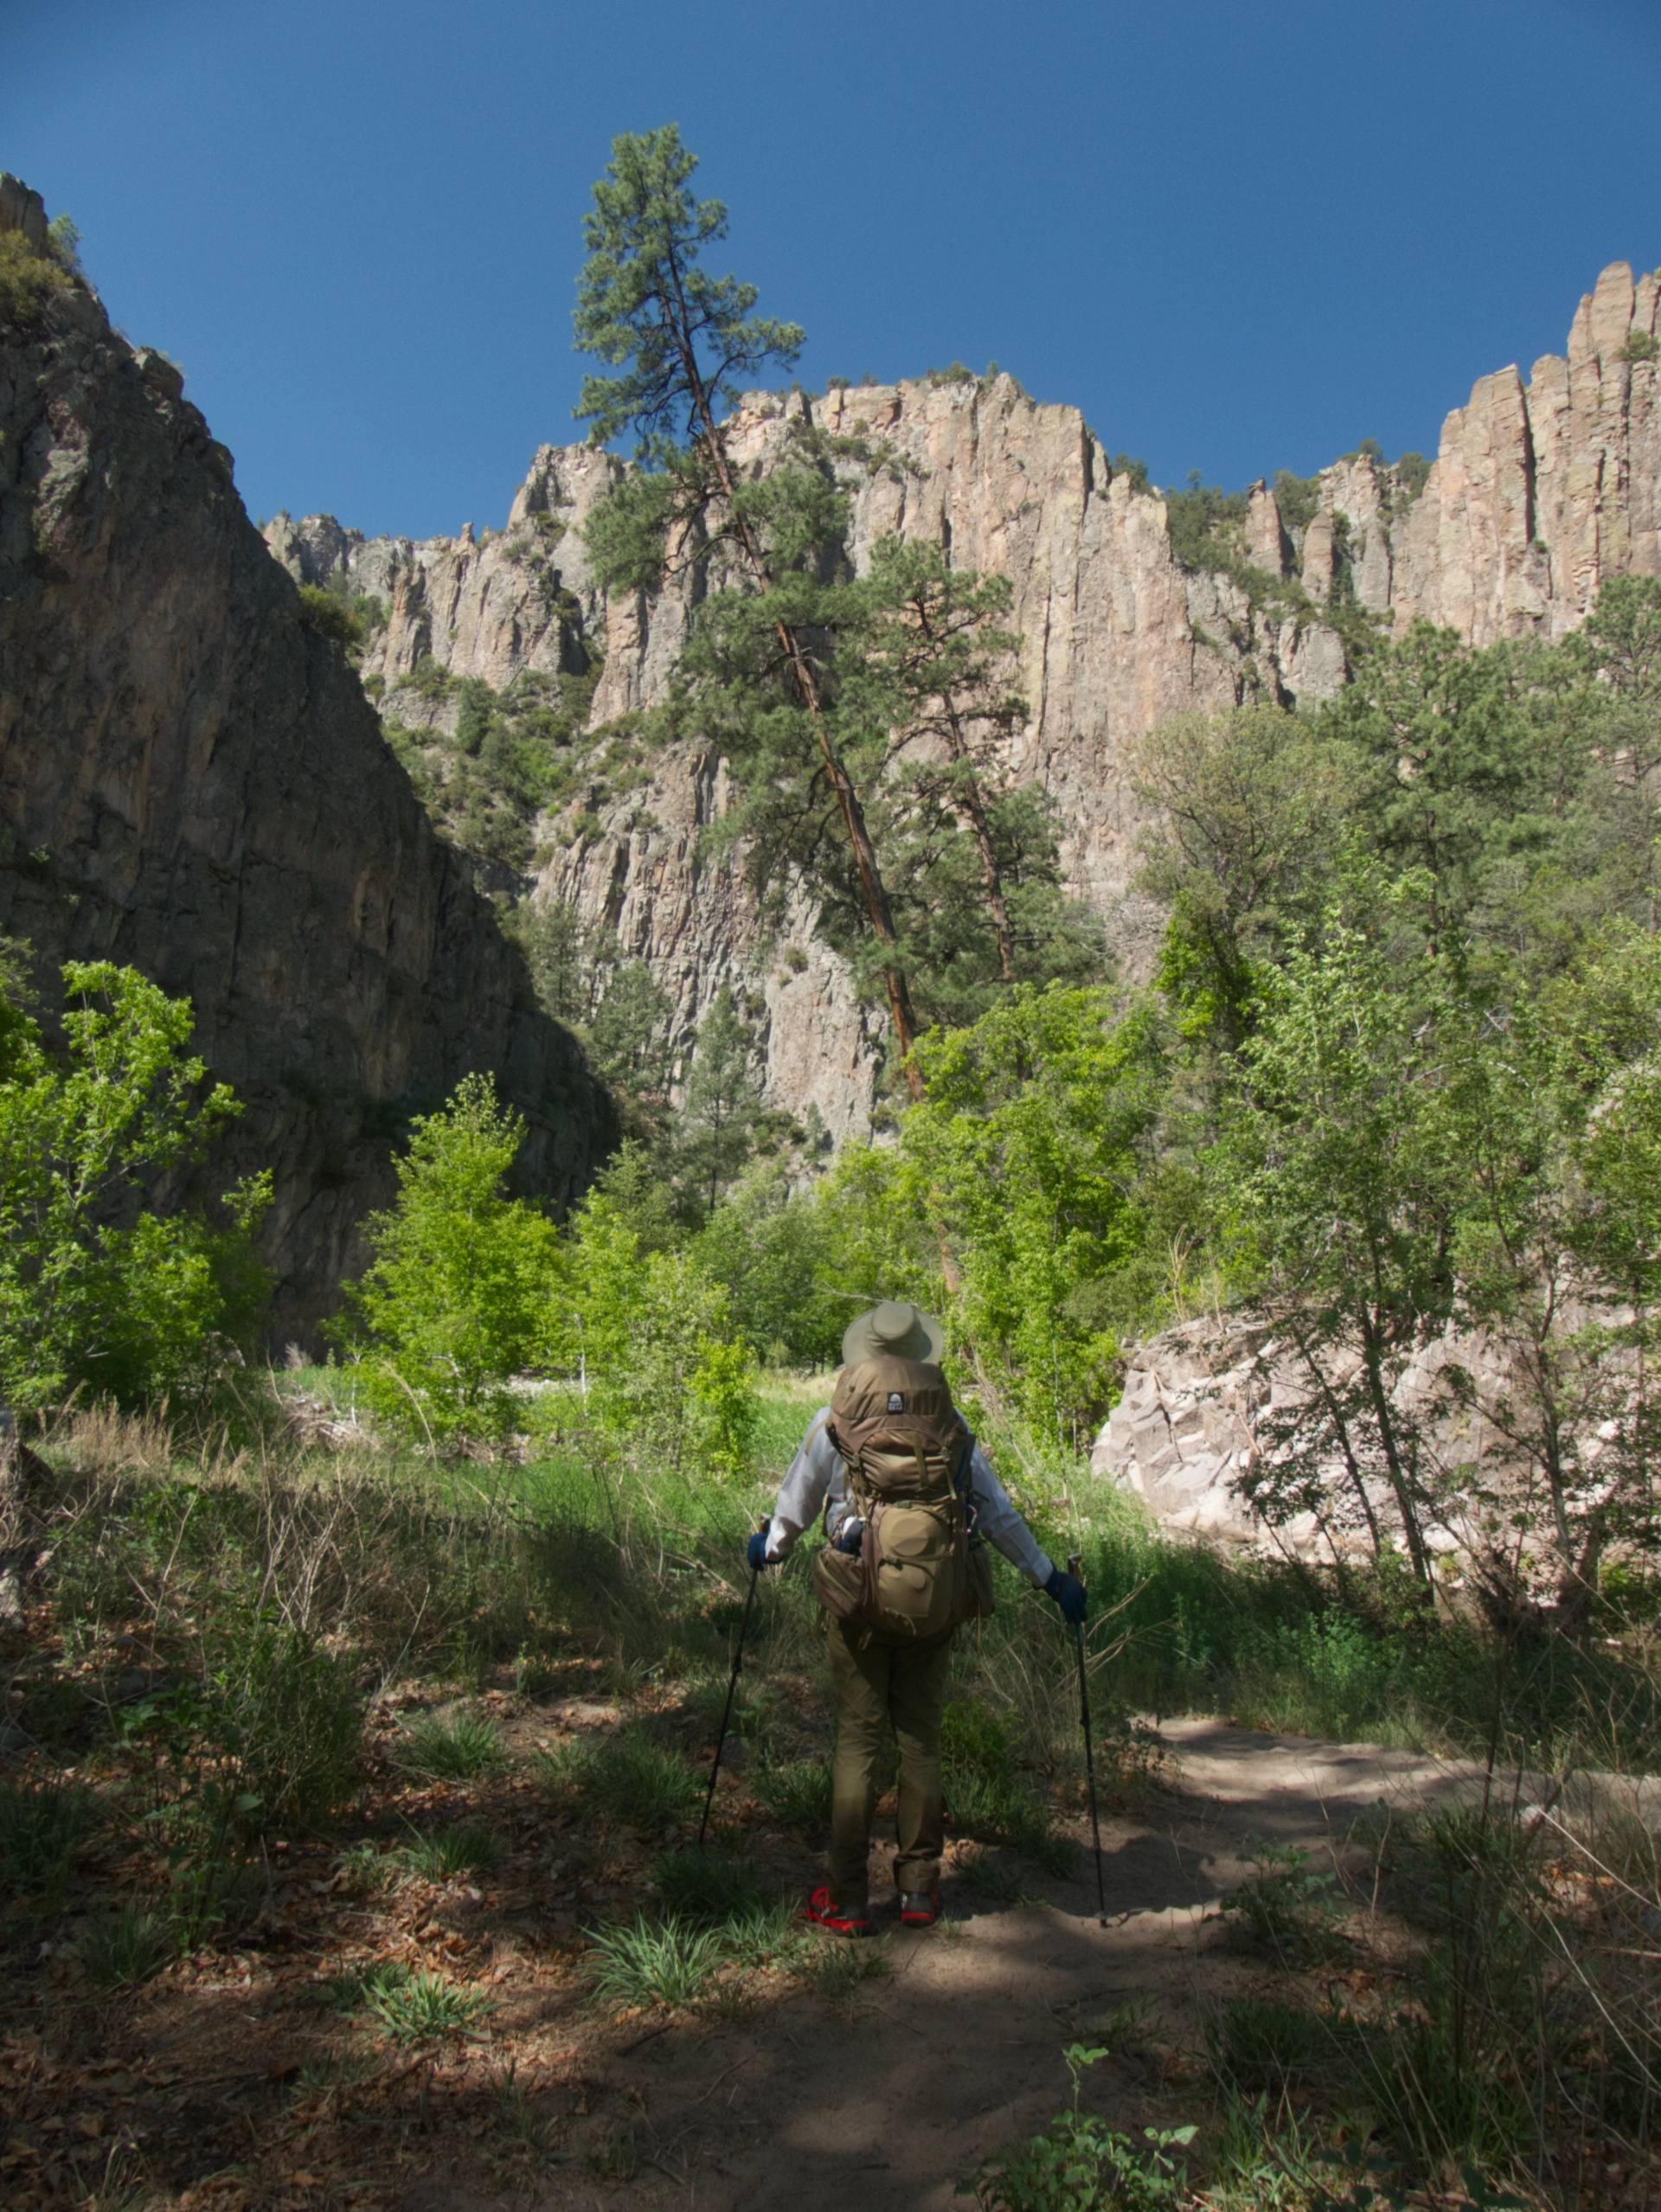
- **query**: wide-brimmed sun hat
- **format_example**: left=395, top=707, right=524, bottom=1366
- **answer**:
left=840, top=1299, right=946, bottom=1368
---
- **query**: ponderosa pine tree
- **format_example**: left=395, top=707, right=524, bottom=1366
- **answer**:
left=677, top=985, right=764, bottom=1215
left=573, top=125, right=929, bottom=1093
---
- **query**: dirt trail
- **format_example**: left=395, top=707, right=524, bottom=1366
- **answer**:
left=402, top=1721, right=1514, bottom=2212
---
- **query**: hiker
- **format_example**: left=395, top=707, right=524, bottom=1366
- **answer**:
left=747, top=1299, right=1086, bottom=1936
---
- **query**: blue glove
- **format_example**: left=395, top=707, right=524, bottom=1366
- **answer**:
left=1046, top=1566, right=1087, bottom=1627
left=747, top=1526, right=772, bottom=1573
left=833, top=1516, right=865, bottom=1556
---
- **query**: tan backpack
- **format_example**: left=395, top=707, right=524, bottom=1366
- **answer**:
left=811, top=1356, right=994, bottom=1643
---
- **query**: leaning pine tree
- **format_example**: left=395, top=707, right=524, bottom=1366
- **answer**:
left=574, top=126, right=932, bottom=1095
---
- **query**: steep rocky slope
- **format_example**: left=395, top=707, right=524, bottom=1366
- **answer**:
left=0, top=176, right=613, bottom=1331
left=271, top=262, right=1661, bottom=1138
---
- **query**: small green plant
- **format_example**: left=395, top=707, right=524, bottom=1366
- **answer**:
left=942, top=1702, right=1068, bottom=1869
left=752, top=1755, right=833, bottom=1833
left=0, top=1775, right=99, bottom=1895
left=973, top=2044, right=1195, bottom=2211
left=1218, top=1837, right=1343, bottom=1963
left=720, top=1901, right=801, bottom=1969
left=398, top=1703, right=503, bottom=1779
left=959, top=1850, right=1038, bottom=1907
left=653, top=1840, right=772, bottom=1924
left=334, top=1840, right=394, bottom=1897
left=541, top=1725, right=698, bottom=1831
left=79, top=1907, right=172, bottom=1990
left=1619, top=329, right=1660, bottom=363
left=799, top=1937, right=891, bottom=2014
left=587, top=1912, right=724, bottom=2008
left=1207, top=1997, right=1335, bottom=2092
left=491, top=2059, right=568, bottom=2166
left=400, top=1822, right=503, bottom=1881
left=587, top=2125, right=639, bottom=2181
left=363, top=1964, right=490, bottom=2042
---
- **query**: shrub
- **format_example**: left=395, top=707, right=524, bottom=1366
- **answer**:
left=587, top=1913, right=724, bottom=2007
left=1619, top=329, right=1660, bottom=363
left=1272, top=468, right=1323, bottom=535
left=0, top=959, right=271, bottom=1410
left=297, top=586, right=364, bottom=646
left=0, top=231, right=72, bottom=329
left=334, top=1074, right=561, bottom=1445
left=1164, top=472, right=1250, bottom=575
left=398, top=1704, right=503, bottom=1779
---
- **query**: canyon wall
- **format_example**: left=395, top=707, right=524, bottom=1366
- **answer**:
left=272, top=262, right=1661, bottom=1139
left=0, top=177, right=614, bottom=1333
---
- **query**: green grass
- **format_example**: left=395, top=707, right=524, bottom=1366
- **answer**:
left=752, top=1756, right=832, bottom=1833
left=399, top=1822, right=503, bottom=1880
left=79, top=1907, right=172, bottom=1989
left=799, top=1937, right=891, bottom=2011
left=397, top=1704, right=503, bottom=1779
left=364, top=1972, right=491, bottom=2035
left=540, top=1725, right=700, bottom=1832
left=653, top=1840, right=773, bottom=1924
left=587, top=1913, right=726, bottom=2008
left=0, top=1776, right=99, bottom=1896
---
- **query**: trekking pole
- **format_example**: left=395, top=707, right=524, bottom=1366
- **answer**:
left=1068, top=1551, right=1108, bottom=1925
left=697, top=1522, right=766, bottom=1847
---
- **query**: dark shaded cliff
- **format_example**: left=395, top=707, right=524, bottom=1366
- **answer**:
left=0, top=177, right=613, bottom=1336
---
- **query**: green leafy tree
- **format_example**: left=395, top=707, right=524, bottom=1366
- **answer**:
left=677, top=986, right=763, bottom=1215
left=1131, top=706, right=1356, bottom=1053
left=900, top=984, right=1164, bottom=1442
left=0, top=959, right=270, bottom=1410
left=1217, top=869, right=1457, bottom=1588
left=336, top=1074, right=559, bottom=1444
left=555, top=1183, right=756, bottom=1479
left=690, top=1162, right=845, bottom=1364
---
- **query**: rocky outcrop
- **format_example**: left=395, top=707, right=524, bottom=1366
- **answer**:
left=266, top=264, right=1661, bottom=1136
left=0, top=176, right=613, bottom=1334
left=1092, top=1311, right=1607, bottom=1583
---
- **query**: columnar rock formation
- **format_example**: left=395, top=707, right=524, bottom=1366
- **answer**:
left=0, top=176, right=614, bottom=1330
left=270, top=264, right=1661, bottom=1138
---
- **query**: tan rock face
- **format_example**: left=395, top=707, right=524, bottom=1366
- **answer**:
left=1, top=262, right=613, bottom=1334
left=274, top=266, right=1661, bottom=1137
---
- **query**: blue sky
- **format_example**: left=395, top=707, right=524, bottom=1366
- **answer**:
left=6, top=0, right=1658, bottom=541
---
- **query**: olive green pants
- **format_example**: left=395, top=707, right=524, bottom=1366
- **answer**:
left=827, top=1619, right=955, bottom=1909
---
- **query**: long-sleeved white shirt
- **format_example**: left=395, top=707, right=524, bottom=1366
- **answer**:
left=763, top=1408, right=1055, bottom=1588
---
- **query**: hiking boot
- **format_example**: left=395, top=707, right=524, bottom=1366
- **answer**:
left=899, top=1890, right=941, bottom=1927
left=805, top=1886, right=873, bottom=1939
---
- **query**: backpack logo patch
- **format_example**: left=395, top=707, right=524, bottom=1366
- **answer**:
left=887, top=1392, right=905, bottom=1413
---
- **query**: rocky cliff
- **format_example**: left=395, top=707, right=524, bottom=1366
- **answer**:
left=270, top=262, right=1661, bottom=1139
left=0, top=176, right=614, bottom=1334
